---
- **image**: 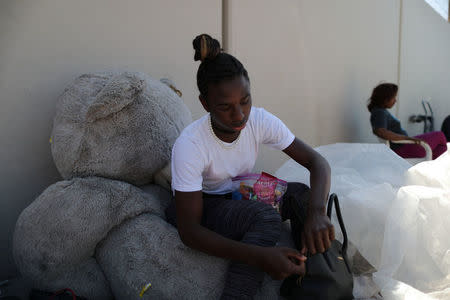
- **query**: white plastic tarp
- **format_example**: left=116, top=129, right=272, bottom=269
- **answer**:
left=275, top=143, right=450, bottom=300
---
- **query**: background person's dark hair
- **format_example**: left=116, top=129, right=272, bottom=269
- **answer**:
left=367, top=83, right=398, bottom=112
left=193, top=34, right=249, bottom=100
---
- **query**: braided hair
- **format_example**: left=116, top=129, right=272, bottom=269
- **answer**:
left=193, top=34, right=249, bottom=100
left=367, top=83, right=398, bottom=112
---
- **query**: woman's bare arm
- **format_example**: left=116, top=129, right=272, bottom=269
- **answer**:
left=373, top=128, right=421, bottom=143
left=174, top=190, right=306, bottom=279
left=283, top=137, right=335, bottom=254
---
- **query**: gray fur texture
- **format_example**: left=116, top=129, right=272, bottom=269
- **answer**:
left=13, top=177, right=171, bottom=299
left=152, top=162, right=172, bottom=191
left=96, top=214, right=296, bottom=300
left=50, top=72, right=192, bottom=185
left=96, top=213, right=228, bottom=300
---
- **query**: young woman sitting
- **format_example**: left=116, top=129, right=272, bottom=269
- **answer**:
left=165, top=34, right=335, bottom=299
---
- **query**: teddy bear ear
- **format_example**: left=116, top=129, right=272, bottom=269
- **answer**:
left=160, top=78, right=182, bottom=98
left=86, top=72, right=145, bottom=123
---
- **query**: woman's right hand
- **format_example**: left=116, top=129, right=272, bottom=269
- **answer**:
left=409, top=137, right=423, bottom=144
left=257, top=247, right=306, bottom=280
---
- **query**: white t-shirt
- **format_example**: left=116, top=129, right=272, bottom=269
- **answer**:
left=171, top=107, right=295, bottom=194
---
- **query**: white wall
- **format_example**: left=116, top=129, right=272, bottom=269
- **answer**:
left=399, top=0, right=450, bottom=136
left=0, top=0, right=221, bottom=279
left=227, top=0, right=400, bottom=173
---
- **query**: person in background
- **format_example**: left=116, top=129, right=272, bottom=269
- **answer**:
left=368, top=83, right=447, bottom=160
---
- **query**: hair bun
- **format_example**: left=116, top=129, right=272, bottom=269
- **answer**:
left=193, top=34, right=221, bottom=62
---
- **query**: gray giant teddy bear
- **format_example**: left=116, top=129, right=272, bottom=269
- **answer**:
left=12, top=71, right=297, bottom=299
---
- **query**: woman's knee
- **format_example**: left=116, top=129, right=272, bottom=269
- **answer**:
left=244, top=202, right=282, bottom=245
left=280, top=182, right=311, bottom=221
left=417, top=131, right=447, bottom=148
left=248, top=202, right=282, bottom=226
left=286, top=182, right=310, bottom=195
left=436, top=131, right=448, bottom=144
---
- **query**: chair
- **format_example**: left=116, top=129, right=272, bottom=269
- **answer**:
left=378, top=138, right=432, bottom=164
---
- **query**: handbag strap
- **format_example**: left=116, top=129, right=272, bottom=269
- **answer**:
left=326, top=193, right=348, bottom=255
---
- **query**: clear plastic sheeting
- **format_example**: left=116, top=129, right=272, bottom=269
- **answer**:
left=275, top=143, right=450, bottom=300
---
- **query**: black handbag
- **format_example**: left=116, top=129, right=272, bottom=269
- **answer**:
left=280, top=193, right=354, bottom=300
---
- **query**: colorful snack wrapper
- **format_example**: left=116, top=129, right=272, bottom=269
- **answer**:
left=231, top=172, right=288, bottom=210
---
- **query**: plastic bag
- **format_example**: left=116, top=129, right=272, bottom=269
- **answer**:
left=231, top=172, right=287, bottom=209
left=275, top=143, right=450, bottom=299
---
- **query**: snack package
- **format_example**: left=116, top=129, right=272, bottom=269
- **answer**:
left=231, top=172, right=288, bottom=209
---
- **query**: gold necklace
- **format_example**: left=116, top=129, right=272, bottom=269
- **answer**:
left=208, top=115, right=241, bottom=150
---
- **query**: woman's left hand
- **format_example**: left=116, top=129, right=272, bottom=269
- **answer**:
left=301, top=212, right=335, bottom=254
left=282, top=137, right=334, bottom=254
